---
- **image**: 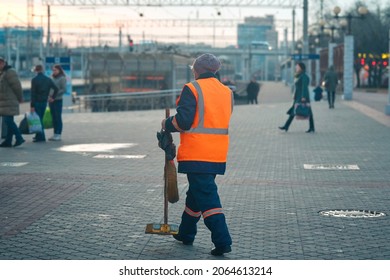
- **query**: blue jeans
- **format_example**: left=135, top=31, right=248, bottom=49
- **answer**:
left=49, top=99, right=63, bottom=135
left=2, top=115, right=24, bottom=144
left=33, top=101, right=47, bottom=141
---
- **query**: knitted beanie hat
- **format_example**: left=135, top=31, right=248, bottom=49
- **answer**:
left=192, top=53, right=221, bottom=74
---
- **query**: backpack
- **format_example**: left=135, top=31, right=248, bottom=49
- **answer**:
left=313, top=86, right=323, bottom=102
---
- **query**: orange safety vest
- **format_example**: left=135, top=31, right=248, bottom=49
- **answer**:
left=175, top=78, right=233, bottom=163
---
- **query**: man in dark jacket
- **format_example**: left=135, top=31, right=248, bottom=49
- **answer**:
left=0, top=57, right=25, bottom=147
left=30, top=65, right=58, bottom=142
left=323, top=65, right=338, bottom=109
left=246, top=77, right=260, bottom=104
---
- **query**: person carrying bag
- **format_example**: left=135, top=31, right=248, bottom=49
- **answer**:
left=30, top=64, right=58, bottom=142
left=0, top=57, right=25, bottom=147
left=278, top=62, right=315, bottom=133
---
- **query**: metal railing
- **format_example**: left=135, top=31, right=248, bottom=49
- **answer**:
left=69, top=89, right=181, bottom=113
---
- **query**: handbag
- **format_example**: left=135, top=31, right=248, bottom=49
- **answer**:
left=294, top=102, right=310, bottom=120
left=43, top=107, right=53, bottom=129
left=313, top=86, right=323, bottom=101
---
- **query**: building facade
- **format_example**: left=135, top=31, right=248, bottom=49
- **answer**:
left=0, top=27, right=43, bottom=75
left=237, top=16, right=278, bottom=80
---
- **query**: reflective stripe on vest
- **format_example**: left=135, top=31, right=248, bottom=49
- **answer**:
left=185, top=206, right=202, bottom=218
left=185, top=81, right=233, bottom=135
left=202, top=208, right=224, bottom=219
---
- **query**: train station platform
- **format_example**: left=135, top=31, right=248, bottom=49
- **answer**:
left=1, top=82, right=389, bottom=266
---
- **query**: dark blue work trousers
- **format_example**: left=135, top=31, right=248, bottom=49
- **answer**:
left=178, top=173, right=232, bottom=248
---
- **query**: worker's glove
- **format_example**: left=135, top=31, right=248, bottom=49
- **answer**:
left=157, top=129, right=172, bottom=150
left=157, top=130, right=176, bottom=160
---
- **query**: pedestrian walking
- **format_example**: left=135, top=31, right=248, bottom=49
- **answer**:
left=0, top=57, right=25, bottom=148
left=279, top=62, right=315, bottom=133
left=30, top=65, right=58, bottom=142
left=246, top=77, right=260, bottom=104
left=161, top=53, right=233, bottom=256
left=49, top=64, right=67, bottom=141
left=323, top=65, right=338, bottom=109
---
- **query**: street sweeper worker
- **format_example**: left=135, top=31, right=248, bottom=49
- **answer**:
left=161, top=53, right=233, bottom=256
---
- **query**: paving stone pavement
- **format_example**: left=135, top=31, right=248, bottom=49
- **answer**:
left=1, top=82, right=390, bottom=260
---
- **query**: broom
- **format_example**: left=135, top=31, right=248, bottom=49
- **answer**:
left=164, top=108, right=179, bottom=204
left=144, top=109, right=179, bottom=235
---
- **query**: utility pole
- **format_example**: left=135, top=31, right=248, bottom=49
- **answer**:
left=302, top=0, right=309, bottom=70
left=46, top=5, right=51, bottom=57
left=291, top=8, right=296, bottom=87
left=119, top=25, right=123, bottom=52
left=302, top=0, right=308, bottom=54
left=27, top=0, right=34, bottom=69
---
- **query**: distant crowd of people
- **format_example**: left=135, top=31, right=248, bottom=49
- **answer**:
left=0, top=56, right=67, bottom=148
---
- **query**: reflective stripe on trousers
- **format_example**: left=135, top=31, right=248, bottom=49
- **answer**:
left=178, top=173, right=232, bottom=247
left=185, top=206, right=223, bottom=219
left=184, top=206, right=202, bottom=218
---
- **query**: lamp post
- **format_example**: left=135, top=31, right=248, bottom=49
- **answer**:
left=318, top=19, right=338, bottom=69
left=309, top=32, right=321, bottom=86
left=333, top=6, right=369, bottom=35
left=308, top=30, right=320, bottom=85
left=333, top=5, right=368, bottom=101
left=318, top=19, right=337, bottom=43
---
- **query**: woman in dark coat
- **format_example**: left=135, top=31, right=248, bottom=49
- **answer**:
left=0, top=57, right=25, bottom=147
left=279, top=62, right=315, bottom=133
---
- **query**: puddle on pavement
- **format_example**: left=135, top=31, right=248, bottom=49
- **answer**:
left=0, top=162, right=29, bottom=167
left=57, top=143, right=137, bottom=153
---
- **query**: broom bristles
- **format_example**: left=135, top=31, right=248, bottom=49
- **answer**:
left=166, top=159, right=179, bottom=203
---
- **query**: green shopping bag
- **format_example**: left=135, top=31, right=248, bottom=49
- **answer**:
left=43, top=107, right=53, bottom=129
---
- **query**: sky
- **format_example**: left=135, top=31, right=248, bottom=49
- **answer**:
left=0, top=0, right=387, bottom=48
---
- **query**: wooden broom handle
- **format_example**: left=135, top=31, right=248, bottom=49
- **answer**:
left=164, top=108, right=169, bottom=224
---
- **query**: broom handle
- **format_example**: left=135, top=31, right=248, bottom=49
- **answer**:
left=164, top=108, right=169, bottom=224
